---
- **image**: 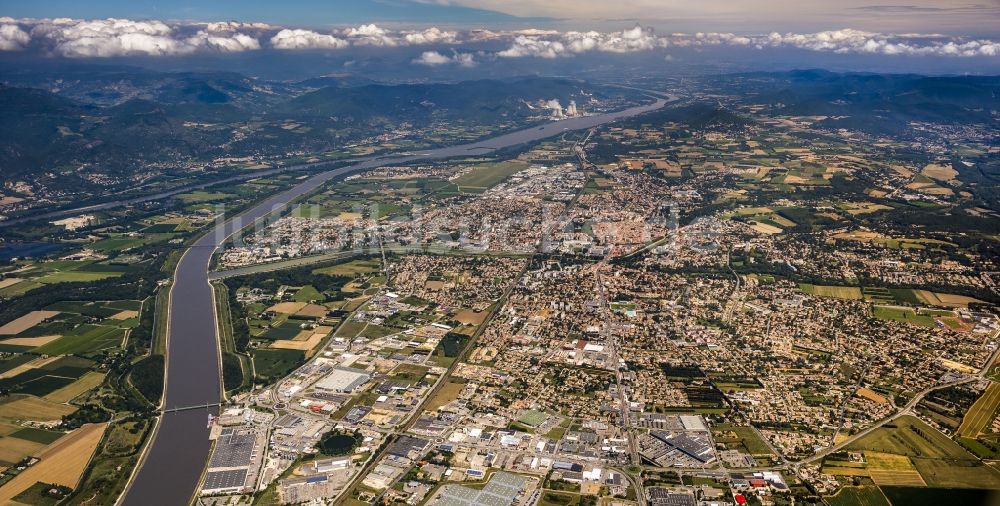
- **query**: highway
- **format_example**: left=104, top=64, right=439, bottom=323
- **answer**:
left=118, top=93, right=678, bottom=505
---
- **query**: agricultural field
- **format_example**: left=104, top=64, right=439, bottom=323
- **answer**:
left=0, top=301, right=140, bottom=352
left=253, top=348, right=306, bottom=381
left=843, top=416, right=1000, bottom=489
left=957, top=382, right=1000, bottom=438
left=832, top=231, right=957, bottom=250
left=0, top=261, right=138, bottom=298
left=712, top=424, right=776, bottom=458
left=312, top=258, right=381, bottom=277
left=826, top=486, right=890, bottom=506
left=880, top=487, right=1000, bottom=506
left=0, top=423, right=107, bottom=503
left=0, top=356, right=96, bottom=398
left=799, top=284, right=863, bottom=300
left=43, top=372, right=106, bottom=403
left=871, top=306, right=935, bottom=327
left=452, top=161, right=528, bottom=192
left=0, top=395, right=77, bottom=424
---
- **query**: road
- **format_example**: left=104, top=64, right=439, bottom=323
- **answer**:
left=593, top=263, right=645, bottom=504
left=118, top=93, right=679, bottom=506
left=799, top=336, right=1000, bottom=467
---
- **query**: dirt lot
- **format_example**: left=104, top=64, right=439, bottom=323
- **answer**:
left=267, top=301, right=308, bottom=314
left=0, top=311, right=60, bottom=335
left=295, top=304, right=328, bottom=318
left=0, top=335, right=61, bottom=347
left=455, top=310, right=488, bottom=326
left=0, top=278, right=23, bottom=289
left=109, top=310, right=139, bottom=320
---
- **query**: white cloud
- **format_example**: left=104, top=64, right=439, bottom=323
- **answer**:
left=403, top=27, right=458, bottom=45
left=413, top=50, right=452, bottom=65
left=342, top=23, right=396, bottom=46
left=28, top=18, right=260, bottom=57
left=498, top=35, right=568, bottom=58
left=0, top=24, right=30, bottom=51
left=495, top=26, right=1000, bottom=59
left=201, top=21, right=273, bottom=33
left=754, top=29, right=1000, bottom=56
left=3, top=18, right=998, bottom=60
left=413, top=49, right=477, bottom=67
left=270, top=28, right=347, bottom=50
left=187, top=31, right=260, bottom=52
left=453, top=52, right=477, bottom=66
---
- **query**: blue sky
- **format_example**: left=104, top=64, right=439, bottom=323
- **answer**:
left=1, top=0, right=537, bottom=26
left=4, top=0, right=998, bottom=34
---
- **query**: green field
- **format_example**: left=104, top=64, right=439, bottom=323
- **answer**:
left=37, top=271, right=123, bottom=284
left=517, top=409, right=548, bottom=427
left=537, top=491, right=580, bottom=506
left=11, top=481, right=71, bottom=505
left=0, top=280, right=44, bottom=297
left=880, top=486, right=1000, bottom=506
left=848, top=416, right=973, bottom=459
left=846, top=415, right=1000, bottom=488
left=0, top=356, right=93, bottom=397
left=312, top=258, right=381, bottom=277
left=33, top=325, right=126, bottom=355
left=827, top=486, right=890, bottom=506
left=291, top=285, right=324, bottom=302
left=800, top=284, right=863, bottom=300
left=176, top=191, right=233, bottom=203
left=713, top=423, right=775, bottom=456
left=142, top=223, right=179, bottom=233
left=872, top=306, right=935, bottom=327
left=259, top=322, right=303, bottom=341
left=44, top=301, right=123, bottom=318
left=10, top=427, right=65, bottom=444
left=253, top=349, right=305, bottom=380
left=957, top=382, right=1000, bottom=438
left=334, top=320, right=368, bottom=338
left=452, top=161, right=528, bottom=192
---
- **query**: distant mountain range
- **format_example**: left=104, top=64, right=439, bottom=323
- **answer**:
left=0, top=67, right=635, bottom=193
left=723, top=69, right=1000, bottom=135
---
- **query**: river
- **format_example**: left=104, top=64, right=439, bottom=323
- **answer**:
left=119, top=94, right=673, bottom=505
